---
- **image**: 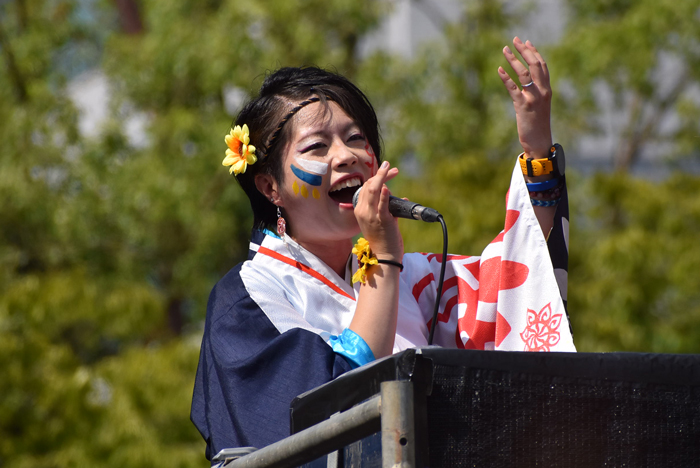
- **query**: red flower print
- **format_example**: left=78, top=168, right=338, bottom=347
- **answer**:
left=520, top=303, right=561, bottom=351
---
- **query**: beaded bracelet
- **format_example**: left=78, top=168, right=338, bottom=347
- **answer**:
left=531, top=197, right=561, bottom=207
left=529, top=177, right=564, bottom=207
left=529, top=178, right=564, bottom=201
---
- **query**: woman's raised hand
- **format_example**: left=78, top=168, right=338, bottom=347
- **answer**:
left=498, top=37, right=553, bottom=160
left=353, top=160, right=403, bottom=262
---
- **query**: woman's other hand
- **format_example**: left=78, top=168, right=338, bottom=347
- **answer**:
left=498, top=37, right=553, bottom=160
left=350, top=160, right=403, bottom=358
left=353, top=160, right=403, bottom=262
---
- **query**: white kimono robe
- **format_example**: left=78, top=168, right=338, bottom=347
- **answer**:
left=191, top=162, right=574, bottom=456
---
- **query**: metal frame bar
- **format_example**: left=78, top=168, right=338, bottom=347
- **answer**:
left=380, top=381, right=415, bottom=468
left=223, top=381, right=416, bottom=468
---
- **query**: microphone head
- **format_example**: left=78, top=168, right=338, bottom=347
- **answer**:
left=352, top=186, right=363, bottom=208
left=351, top=185, right=440, bottom=221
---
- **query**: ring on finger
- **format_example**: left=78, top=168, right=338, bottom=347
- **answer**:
left=522, top=81, right=535, bottom=88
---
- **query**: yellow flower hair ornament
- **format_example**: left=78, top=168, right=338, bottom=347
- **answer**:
left=352, top=237, right=378, bottom=285
left=223, top=124, right=257, bottom=175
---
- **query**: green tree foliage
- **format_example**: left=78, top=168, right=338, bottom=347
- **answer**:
left=99, top=0, right=392, bottom=334
left=551, top=0, right=700, bottom=169
left=2, top=0, right=700, bottom=465
left=361, top=1, right=523, bottom=254
left=549, top=0, right=700, bottom=351
left=1, top=0, right=391, bottom=465
left=569, top=173, right=700, bottom=352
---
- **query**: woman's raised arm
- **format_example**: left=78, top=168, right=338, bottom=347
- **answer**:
left=498, top=37, right=559, bottom=237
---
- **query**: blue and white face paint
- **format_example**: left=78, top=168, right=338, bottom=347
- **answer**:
left=275, top=100, right=376, bottom=244
left=291, top=156, right=328, bottom=199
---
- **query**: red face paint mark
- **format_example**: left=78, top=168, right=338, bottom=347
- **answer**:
left=364, top=142, right=376, bottom=175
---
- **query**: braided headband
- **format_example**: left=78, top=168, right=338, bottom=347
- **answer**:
left=223, top=93, right=333, bottom=176
left=265, top=94, right=334, bottom=154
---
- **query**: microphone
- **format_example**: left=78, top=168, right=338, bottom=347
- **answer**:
left=352, top=186, right=442, bottom=222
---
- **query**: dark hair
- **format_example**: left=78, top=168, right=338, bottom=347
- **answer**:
left=233, top=67, right=382, bottom=232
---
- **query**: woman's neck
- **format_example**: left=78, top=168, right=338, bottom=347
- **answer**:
left=292, top=236, right=354, bottom=278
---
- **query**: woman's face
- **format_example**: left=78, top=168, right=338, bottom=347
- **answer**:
left=275, top=101, right=378, bottom=245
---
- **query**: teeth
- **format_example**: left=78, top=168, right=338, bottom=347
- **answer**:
left=330, top=177, right=362, bottom=192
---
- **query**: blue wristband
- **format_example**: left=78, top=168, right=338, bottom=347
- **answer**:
left=526, top=178, right=560, bottom=192
left=329, top=329, right=375, bottom=368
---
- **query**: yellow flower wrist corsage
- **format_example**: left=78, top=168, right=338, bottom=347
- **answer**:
left=223, top=124, right=257, bottom=175
left=351, top=237, right=378, bottom=285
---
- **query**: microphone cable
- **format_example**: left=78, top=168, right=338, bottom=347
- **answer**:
left=427, top=215, right=448, bottom=346
left=352, top=185, right=448, bottom=344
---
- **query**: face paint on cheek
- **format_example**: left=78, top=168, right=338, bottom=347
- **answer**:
left=364, top=142, right=377, bottom=176
left=292, top=157, right=328, bottom=181
left=290, top=156, right=329, bottom=200
left=291, top=164, right=323, bottom=186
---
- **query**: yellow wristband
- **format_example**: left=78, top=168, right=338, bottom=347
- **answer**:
left=519, top=152, right=555, bottom=177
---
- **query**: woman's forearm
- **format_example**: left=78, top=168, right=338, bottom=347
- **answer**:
left=349, top=263, right=401, bottom=359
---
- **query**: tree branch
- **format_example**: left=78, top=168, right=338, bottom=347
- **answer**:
left=113, top=0, right=144, bottom=34
left=341, top=31, right=358, bottom=78
left=614, top=73, right=690, bottom=171
left=16, top=0, right=27, bottom=31
left=0, top=19, right=28, bottom=103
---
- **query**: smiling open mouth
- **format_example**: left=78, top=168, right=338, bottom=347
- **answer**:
left=329, top=177, right=362, bottom=204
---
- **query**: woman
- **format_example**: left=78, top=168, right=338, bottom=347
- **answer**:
left=191, top=37, right=575, bottom=459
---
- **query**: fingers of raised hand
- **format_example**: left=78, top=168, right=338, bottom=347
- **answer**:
left=524, top=40, right=550, bottom=84
left=503, top=37, right=549, bottom=91
left=498, top=66, right=523, bottom=102
left=502, top=43, right=532, bottom=88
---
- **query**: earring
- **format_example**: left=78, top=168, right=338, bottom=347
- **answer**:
left=276, top=206, right=286, bottom=237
